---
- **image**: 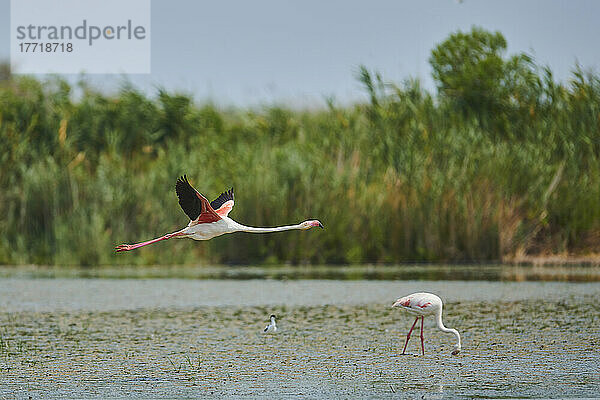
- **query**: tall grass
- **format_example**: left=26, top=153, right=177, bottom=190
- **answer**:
left=1, top=30, right=599, bottom=266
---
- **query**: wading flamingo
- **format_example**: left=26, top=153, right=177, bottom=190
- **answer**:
left=392, top=292, right=461, bottom=356
left=115, top=175, right=323, bottom=252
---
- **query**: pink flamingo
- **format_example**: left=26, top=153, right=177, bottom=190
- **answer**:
left=392, top=292, right=461, bottom=356
left=116, top=175, right=323, bottom=252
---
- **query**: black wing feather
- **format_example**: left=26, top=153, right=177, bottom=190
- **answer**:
left=175, top=175, right=201, bottom=220
left=210, top=187, right=234, bottom=210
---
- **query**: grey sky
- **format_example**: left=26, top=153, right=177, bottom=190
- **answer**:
left=1, top=0, right=599, bottom=107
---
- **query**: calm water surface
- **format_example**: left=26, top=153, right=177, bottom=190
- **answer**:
left=0, top=266, right=599, bottom=398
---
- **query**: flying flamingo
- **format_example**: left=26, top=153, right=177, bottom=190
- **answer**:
left=392, top=292, right=461, bottom=356
left=115, top=175, right=323, bottom=252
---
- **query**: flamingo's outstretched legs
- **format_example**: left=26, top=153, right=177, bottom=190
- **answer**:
left=115, top=232, right=186, bottom=252
left=402, top=317, right=419, bottom=355
left=420, top=316, right=425, bottom=355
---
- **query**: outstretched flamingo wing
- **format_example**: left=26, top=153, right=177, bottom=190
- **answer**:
left=211, top=188, right=234, bottom=217
left=176, top=175, right=221, bottom=224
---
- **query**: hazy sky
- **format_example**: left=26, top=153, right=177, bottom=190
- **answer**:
left=1, top=0, right=599, bottom=107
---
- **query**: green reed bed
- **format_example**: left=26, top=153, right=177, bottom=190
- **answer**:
left=1, top=28, right=599, bottom=265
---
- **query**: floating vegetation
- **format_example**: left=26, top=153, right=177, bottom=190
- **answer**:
left=0, top=286, right=598, bottom=398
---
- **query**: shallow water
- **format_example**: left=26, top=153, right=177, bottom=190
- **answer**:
left=2, top=264, right=600, bottom=281
left=1, top=271, right=599, bottom=398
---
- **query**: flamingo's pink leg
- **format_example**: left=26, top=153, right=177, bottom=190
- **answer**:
left=402, top=317, right=419, bottom=355
left=420, top=316, right=425, bottom=355
left=115, top=232, right=184, bottom=252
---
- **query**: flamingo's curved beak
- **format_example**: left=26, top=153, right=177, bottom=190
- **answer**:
left=310, top=220, right=324, bottom=229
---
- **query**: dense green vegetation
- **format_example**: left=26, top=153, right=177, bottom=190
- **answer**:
left=1, top=27, right=599, bottom=265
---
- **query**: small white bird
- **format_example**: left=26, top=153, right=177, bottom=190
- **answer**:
left=263, top=314, right=278, bottom=333
left=392, top=292, right=461, bottom=356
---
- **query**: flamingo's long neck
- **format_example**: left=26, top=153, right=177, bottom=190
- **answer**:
left=435, top=308, right=461, bottom=350
left=234, top=223, right=304, bottom=233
